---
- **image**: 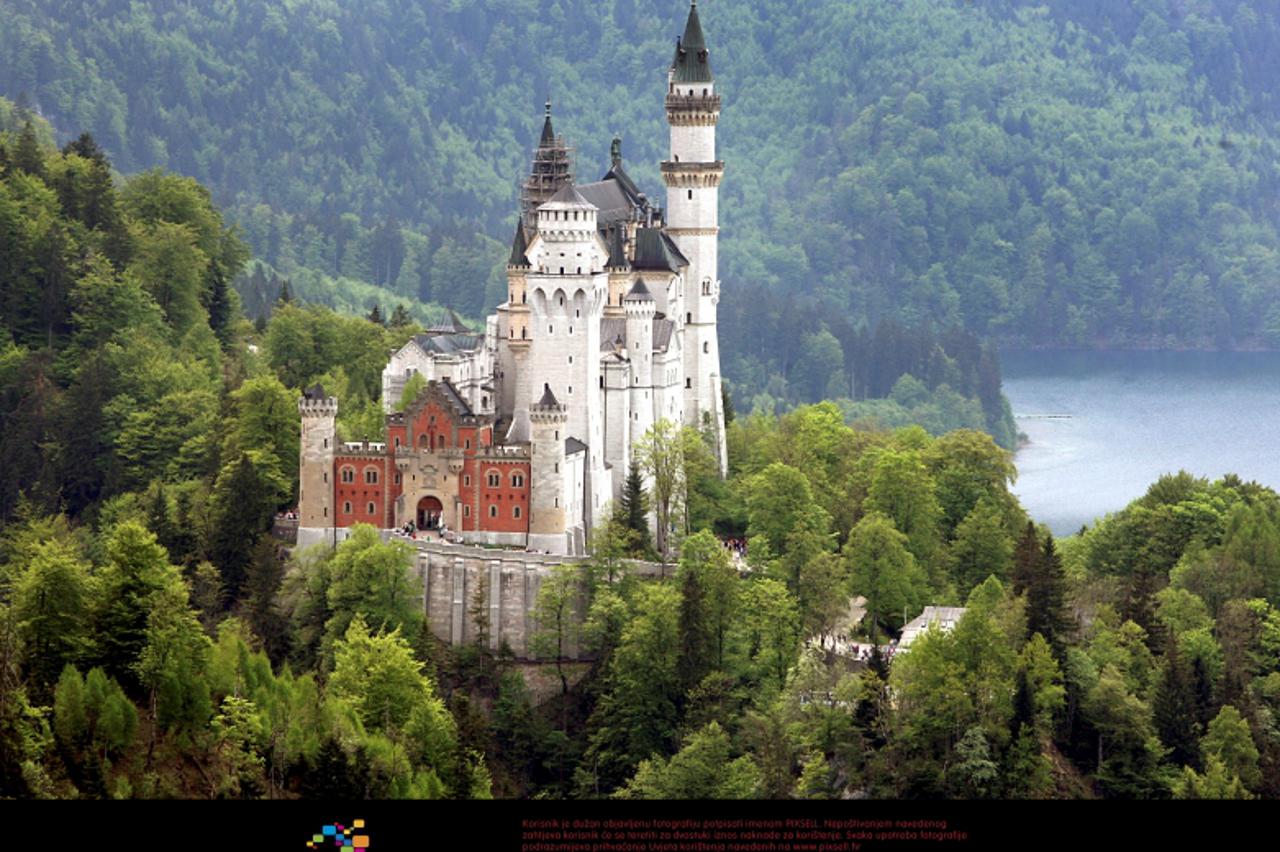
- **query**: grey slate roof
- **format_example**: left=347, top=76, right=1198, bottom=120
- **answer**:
left=536, top=383, right=560, bottom=407
left=304, top=382, right=327, bottom=401
left=565, top=437, right=588, bottom=456
left=576, top=180, right=633, bottom=224
left=540, top=100, right=556, bottom=146
left=508, top=221, right=529, bottom=267
left=625, top=279, right=654, bottom=302
left=672, top=2, right=713, bottom=84
left=544, top=182, right=595, bottom=209
left=605, top=226, right=629, bottom=269
left=653, top=318, right=675, bottom=352
left=505, top=408, right=531, bottom=444
left=632, top=228, right=688, bottom=271
left=439, top=379, right=474, bottom=417
left=412, top=333, right=484, bottom=355
left=600, top=318, right=627, bottom=351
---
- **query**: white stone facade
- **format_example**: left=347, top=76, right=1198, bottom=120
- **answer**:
left=364, top=3, right=728, bottom=553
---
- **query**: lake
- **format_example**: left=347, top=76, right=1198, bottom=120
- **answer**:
left=1001, top=349, right=1280, bottom=536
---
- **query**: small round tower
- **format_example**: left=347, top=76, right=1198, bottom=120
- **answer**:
left=298, top=383, right=338, bottom=530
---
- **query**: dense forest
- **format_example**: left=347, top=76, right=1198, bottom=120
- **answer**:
left=3, top=0, right=1279, bottom=417
left=2, top=120, right=1280, bottom=802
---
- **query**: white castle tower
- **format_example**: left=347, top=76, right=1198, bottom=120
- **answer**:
left=525, top=182, right=610, bottom=539
left=664, top=1, right=728, bottom=474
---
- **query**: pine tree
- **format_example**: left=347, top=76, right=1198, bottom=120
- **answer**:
left=276, top=279, right=293, bottom=305
left=389, top=304, right=412, bottom=328
left=1026, top=534, right=1073, bottom=657
left=367, top=304, right=384, bottom=326
left=1011, top=521, right=1040, bottom=596
left=205, top=263, right=234, bottom=345
left=13, top=121, right=43, bottom=177
left=676, top=557, right=713, bottom=703
left=619, top=459, right=651, bottom=555
left=1154, top=639, right=1201, bottom=770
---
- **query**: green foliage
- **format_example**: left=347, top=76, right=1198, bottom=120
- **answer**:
left=320, top=525, right=423, bottom=668
left=615, top=722, right=760, bottom=799
left=845, top=512, right=929, bottom=641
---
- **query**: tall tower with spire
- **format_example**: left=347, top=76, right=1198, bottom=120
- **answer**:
left=520, top=100, right=575, bottom=230
left=663, top=1, right=727, bottom=474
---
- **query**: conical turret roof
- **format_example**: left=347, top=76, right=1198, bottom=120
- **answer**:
left=672, top=2, right=713, bottom=83
left=508, top=221, right=529, bottom=267
left=540, top=100, right=556, bottom=146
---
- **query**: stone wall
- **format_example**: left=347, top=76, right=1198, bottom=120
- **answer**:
left=410, top=538, right=664, bottom=659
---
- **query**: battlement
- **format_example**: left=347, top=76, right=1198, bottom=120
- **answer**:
left=299, top=396, right=338, bottom=416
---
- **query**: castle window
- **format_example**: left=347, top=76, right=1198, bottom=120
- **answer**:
left=464, top=475, right=471, bottom=487
left=560, top=267, right=564, bottom=275
left=513, top=505, right=522, bottom=519
left=599, top=376, right=604, bottom=389
left=568, top=355, right=573, bottom=364
left=688, top=190, right=693, bottom=200
left=343, top=501, right=352, bottom=514
left=522, top=292, right=526, bottom=304
left=687, top=312, right=692, bottom=323
left=575, top=309, right=580, bottom=318
left=394, top=437, right=400, bottom=448
left=512, top=473, right=525, bottom=488
left=340, top=466, right=355, bottom=483
left=522, top=327, right=527, bottom=338
left=702, top=280, right=712, bottom=295
left=487, top=471, right=501, bottom=487
left=549, top=325, right=554, bottom=334
left=489, top=505, right=498, bottom=518
left=323, top=472, right=328, bottom=483
left=559, top=294, right=564, bottom=306
left=464, top=505, right=471, bottom=517
left=437, top=435, right=445, bottom=448
left=394, top=473, right=401, bottom=485
left=704, top=342, right=710, bottom=353
left=464, top=439, right=471, bottom=450
left=554, top=463, right=559, bottom=473
left=323, top=507, right=327, bottom=518
left=323, top=438, right=328, bottom=449
left=555, top=498, right=559, bottom=508
left=687, top=378, right=692, bottom=388
left=364, top=468, right=379, bottom=484
left=568, top=386, right=573, bottom=395
left=367, top=502, right=376, bottom=514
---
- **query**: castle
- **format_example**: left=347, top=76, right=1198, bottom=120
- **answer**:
left=297, top=3, right=726, bottom=555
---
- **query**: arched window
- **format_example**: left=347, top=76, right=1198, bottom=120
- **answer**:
left=364, top=467, right=378, bottom=484
left=340, top=466, right=355, bottom=483
left=464, top=505, right=471, bottom=517
left=464, top=474, right=471, bottom=487
left=367, top=502, right=376, bottom=515
left=703, top=341, right=710, bottom=353
left=511, top=473, right=525, bottom=489
left=394, top=473, right=402, bottom=485
left=513, top=505, right=522, bottom=520
left=488, top=505, right=498, bottom=518
left=343, top=501, right=352, bottom=514
left=487, top=471, right=501, bottom=488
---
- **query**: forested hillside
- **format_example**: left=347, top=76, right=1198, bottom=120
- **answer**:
left=3, top=121, right=1280, bottom=802
left=4, top=0, right=1279, bottom=414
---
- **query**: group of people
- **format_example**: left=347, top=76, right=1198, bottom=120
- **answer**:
left=807, top=633, right=897, bottom=664
left=396, top=519, right=453, bottom=542
left=721, top=537, right=748, bottom=560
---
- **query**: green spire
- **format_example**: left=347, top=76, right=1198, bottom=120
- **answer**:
left=673, top=2, right=713, bottom=83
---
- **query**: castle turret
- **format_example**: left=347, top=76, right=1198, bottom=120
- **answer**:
left=528, top=383, right=569, bottom=554
left=503, top=220, right=534, bottom=421
left=664, top=1, right=727, bottom=474
left=604, top=226, right=630, bottom=319
left=298, top=384, right=337, bottom=530
left=624, top=280, right=656, bottom=445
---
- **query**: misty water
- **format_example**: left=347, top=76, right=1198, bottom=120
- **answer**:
left=1001, top=350, right=1280, bottom=536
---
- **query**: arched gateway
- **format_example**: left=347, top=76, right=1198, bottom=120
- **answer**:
left=417, top=496, right=444, bottom=530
